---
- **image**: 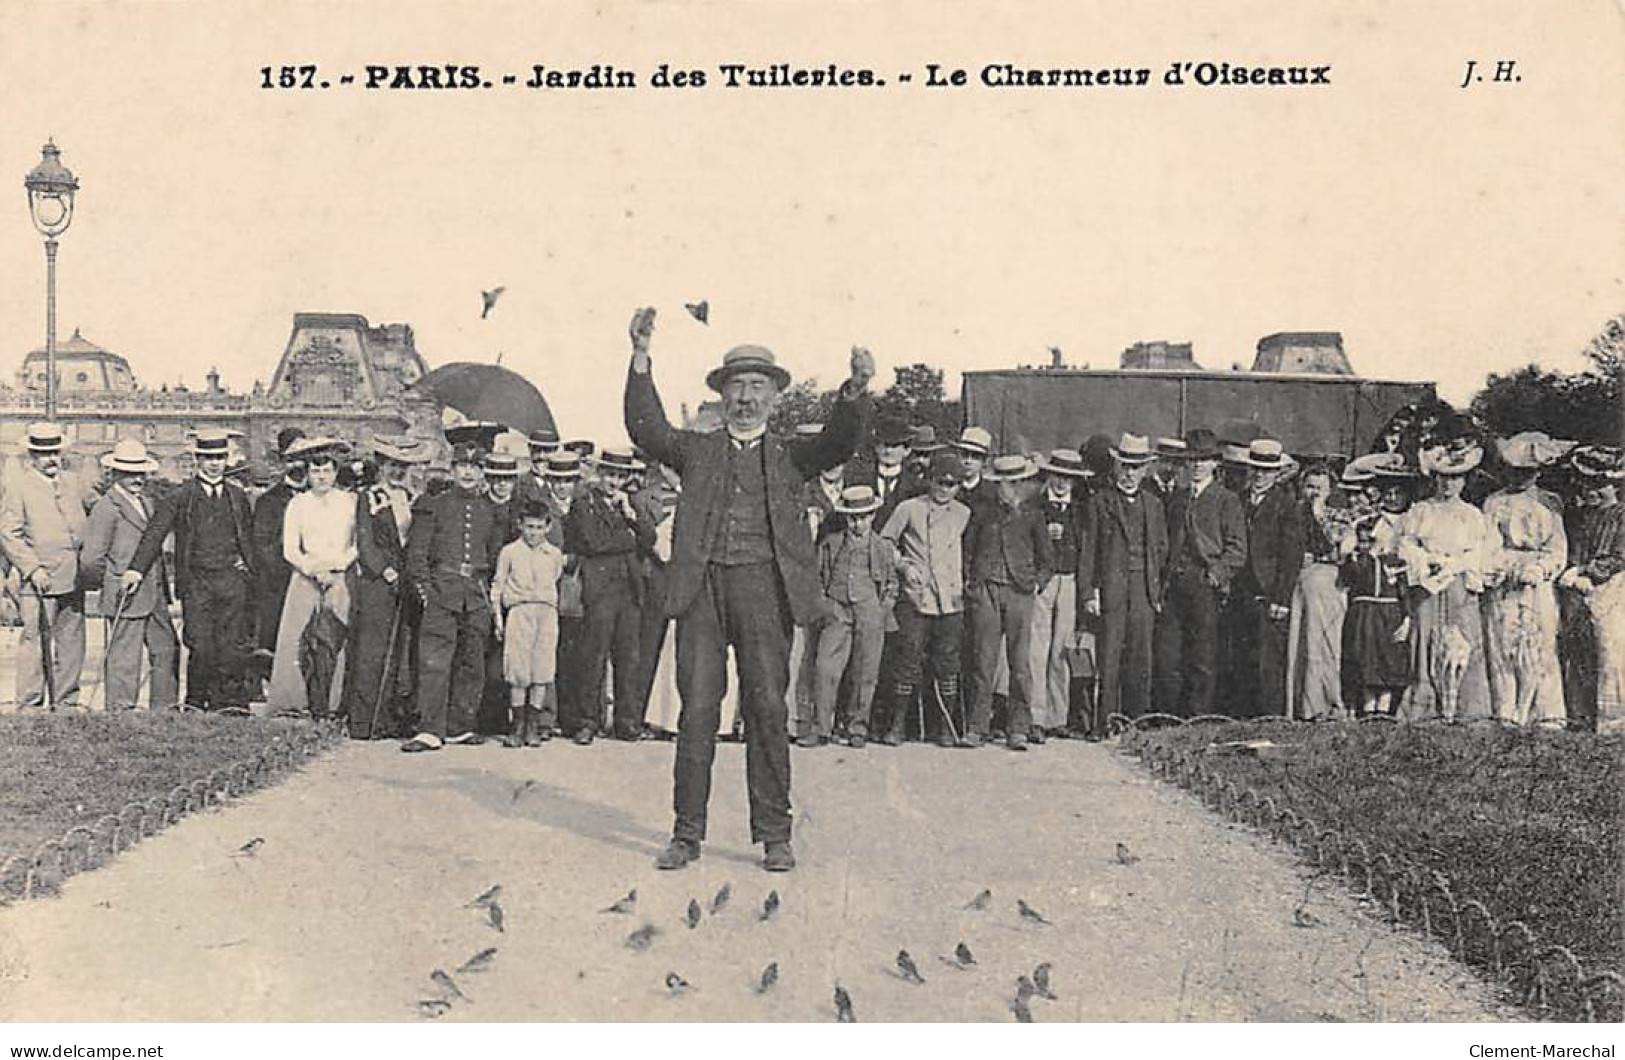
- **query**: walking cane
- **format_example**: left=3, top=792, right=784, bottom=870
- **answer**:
left=96, top=586, right=134, bottom=712
left=929, top=678, right=962, bottom=745
left=366, top=590, right=407, bottom=740
left=30, top=585, right=56, bottom=710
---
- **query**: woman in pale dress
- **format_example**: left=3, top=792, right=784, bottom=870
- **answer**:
left=1395, top=439, right=1494, bottom=721
left=267, top=439, right=357, bottom=718
left=1287, top=463, right=1351, bottom=720
left=1480, top=432, right=1572, bottom=727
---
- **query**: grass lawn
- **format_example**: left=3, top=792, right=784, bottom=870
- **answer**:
left=1137, top=720, right=1623, bottom=1003
left=0, top=711, right=328, bottom=867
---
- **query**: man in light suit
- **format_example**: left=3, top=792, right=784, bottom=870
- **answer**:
left=0, top=422, right=88, bottom=709
left=81, top=441, right=179, bottom=711
left=1153, top=428, right=1248, bottom=717
left=624, top=307, right=871, bottom=873
left=1076, top=434, right=1169, bottom=725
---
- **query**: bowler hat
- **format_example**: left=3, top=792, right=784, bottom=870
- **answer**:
left=1181, top=429, right=1221, bottom=461
left=874, top=415, right=911, bottom=447
left=705, top=344, right=791, bottom=393
left=926, top=451, right=962, bottom=482
left=909, top=425, right=946, bottom=453
left=527, top=428, right=561, bottom=453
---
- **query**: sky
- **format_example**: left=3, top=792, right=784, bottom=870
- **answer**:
left=1, top=0, right=1620, bottom=447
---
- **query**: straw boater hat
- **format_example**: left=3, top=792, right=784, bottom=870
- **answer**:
left=1496, top=431, right=1576, bottom=469
left=527, top=428, right=562, bottom=455
left=371, top=434, right=432, bottom=465
left=1419, top=437, right=1484, bottom=477
left=1110, top=433, right=1157, bottom=464
left=985, top=453, right=1039, bottom=481
left=26, top=422, right=64, bottom=453
left=1154, top=437, right=1188, bottom=459
left=544, top=451, right=583, bottom=479
left=101, top=440, right=159, bottom=474
left=955, top=427, right=994, bottom=457
left=483, top=452, right=520, bottom=478
left=705, top=344, right=791, bottom=393
left=1570, top=444, right=1625, bottom=480
left=598, top=448, right=642, bottom=474
left=1241, top=438, right=1291, bottom=470
left=1039, top=449, right=1090, bottom=477
left=192, top=427, right=233, bottom=459
left=832, top=484, right=883, bottom=515
left=909, top=425, right=946, bottom=454
left=283, top=436, right=344, bottom=463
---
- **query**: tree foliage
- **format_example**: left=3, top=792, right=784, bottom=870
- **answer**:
left=1470, top=314, right=1624, bottom=445
left=768, top=362, right=965, bottom=438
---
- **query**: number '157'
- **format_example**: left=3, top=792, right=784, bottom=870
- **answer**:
left=260, top=66, right=318, bottom=89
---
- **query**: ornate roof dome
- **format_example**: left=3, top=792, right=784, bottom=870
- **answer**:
left=19, top=329, right=138, bottom=393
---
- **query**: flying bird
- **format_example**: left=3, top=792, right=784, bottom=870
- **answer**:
left=954, top=942, right=977, bottom=968
left=417, top=999, right=452, bottom=1019
left=430, top=969, right=468, bottom=1002
left=759, top=889, right=780, bottom=922
left=1017, top=899, right=1052, bottom=925
left=709, top=882, right=731, bottom=914
left=466, top=884, right=502, bottom=909
left=1011, top=995, right=1035, bottom=1023
left=510, top=780, right=535, bottom=801
left=895, top=950, right=926, bottom=984
left=1114, top=842, right=1141, bottom=866
left=626, top=923, right=660, bottom=951
left=964, top=888, right=992, bottom=911
left=685, top=899, right=702, bottom=929
left=665, top=971, right=692, bottom=994
left=486, top=901, right=505, bottom=933
left=457, top=948, right=498, bottom=975
left=481, top=286, right=506, bottom=319
left=684, top=300, right=709, bottom=324
left=833, top=984, right=856, bottom=1023
left=1015, top=974, right=1037, bottom=1003
left=601, top=889, right=637, bottom=915
left=233, top=837, right=264, bottom=857
left=1033, top=962, right=1057, bottom=1000
left=756, top=962, right=779, bottom=994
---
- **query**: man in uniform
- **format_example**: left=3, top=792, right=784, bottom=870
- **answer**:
left=479, top=450, right=523, bottom=733
left=250, top=428, right=307, bottom=682
left=82, top=440, right=178, bottom=711
left=0, top=422, right=88, bottom=709
left=123, top=428, right=257, bottom=714
left=625, top=307, right=871, bottom=872
left=346, top=434, right=430, bottom=739
left=401, top=442, right=509, bottom=752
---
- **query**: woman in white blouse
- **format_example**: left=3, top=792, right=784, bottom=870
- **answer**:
left=267, top=439, right=358, bottom=717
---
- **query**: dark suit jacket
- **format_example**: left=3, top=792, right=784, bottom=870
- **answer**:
left=844, top=455, right=916, bottom=531
left=356, top=485, right=412, bottom=584
left=1164, top=481, right=1248, bottom=591
left=564, top=486, right=656, bottom=602
left=128, top=478, right=256, bottom=600
left=1075, top=488, right=1168, bottom=625
left=965, top=499, right=1054, bottom=594
left=252, top=481, right=299, bottom=591
left=624, top=365, right=869, bottom=625
left=1240, top=482, right=1306, bottom=608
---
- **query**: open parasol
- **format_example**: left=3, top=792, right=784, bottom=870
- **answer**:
left=412, top=363, right=557, bottom=437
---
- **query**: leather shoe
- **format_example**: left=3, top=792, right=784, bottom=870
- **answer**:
left=958, top=732, right=984, bottom=748
left=762, top=841, right=796, bottom=873
left=1007, top=733, right=1029, bottom=752
left=572, top=728, right=595, bottom=746
left=655, top=838, right=701, bottom=870
left=1029, top=729, right=1047, bottom=745
left=848, top=732, right=867, bottom=749
left=881, top=730, right=903, bottom=747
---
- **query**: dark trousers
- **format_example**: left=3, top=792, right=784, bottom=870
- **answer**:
left=673, top=563, right=792, bottom=847
left=1098, top=574, right=1155, bottom=720
left=345, top=577, right=417, bottom=738
left=256, top=567, right=292, bottom=652
left=556, top=615, right=588, bottom=733
left=182, top=568, right=253, bottom=711
left=415, top=574, right=489, bottom=739
left=889, top=604, right=964, bottom=740
left=1153, top=566, right=1221, bottom=717
left=635, top=562, right=672, bottom=721
left=580, top=580, right=644, bottom=738
left=968, top=581, right=1035, bottom=737
left=1228, top=591, right=1289, bottom=717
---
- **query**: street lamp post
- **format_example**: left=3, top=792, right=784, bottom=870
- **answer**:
left=24, top=140, right=79, bottom=421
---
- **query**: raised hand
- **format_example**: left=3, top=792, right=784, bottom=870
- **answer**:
left=848, top=345, right=875, bottom=391
left=629, top=307, right=657, bottom=372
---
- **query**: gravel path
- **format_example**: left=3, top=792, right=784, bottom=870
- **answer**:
left=0, top=737, right=1512, bottom=1021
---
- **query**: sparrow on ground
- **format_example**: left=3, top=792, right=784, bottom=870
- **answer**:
left=834, top=984, right=856, bottom=1022
left=1017, top=899, right=1052, bottom=925
left=759, top=889, right=780, bottom=921
left=665, top=972, right=692, bottom=994
left=511, top=780, right=536, bottom=801
left=465, top=884, right=502, bottom=909
left=626, top=923, right=660, bottom=951
left=1033, top=962, right=1057, bottom=1000
left=685, top=899, right=702, bottom=929
left=1011, top=995, right=1034, bottom=1023
left=756, top=962, right=779, bottom=994
left=1015, top=974, right=1037, bottom=1003
left=709, top=882, right=731, bottom=914
left=486, top=901, right=505, bottom=933
left=430, top=969, right=467, bottom=1002
left=1115, top=841, right=1141, bottom=866
left=954, top=942, right=977, bottom=967
left=233, top=837, right=264, bottom=857
left=896, top=949, right=926, bottom=984
left=601, top=889, right=637, bottom=915
left=964, top=888, right=992, bottom=911
left=417, top=999, right=452, bottom=1019
left=456, top=948, right=498, bottom=975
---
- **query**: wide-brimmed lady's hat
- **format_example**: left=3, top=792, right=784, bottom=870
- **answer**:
left=1571, top=444, right=1625, bottom=480
left=1039, top=449, right=1090, bottom=477
left=26, top=421, right=65, bottom=453
left=955, top=427, right=994, bottom=457
left=1419, top=438, right=1484, bottom=477
left=284, top=436, right=345, bottom=464
left=273, top=427, right=306, bottom=461
left=544, top=451, right=583, bottom=479
left=1241, top=438, right=1291, bottom=470
left=1344, top=452, right=1414, bottom=484
left=705, top=344, right=791, bottom=393
left=1496, top=431, right=1576, bottom=469
left=832, top=484, right=883, bottom=515
left=985, top=453, right=1038, bottom=481
left=1110, top=433, right=1157, bottom=464
left=101, top=440, right=159, bottom=474
left=371, top=434, right=432, bottom=465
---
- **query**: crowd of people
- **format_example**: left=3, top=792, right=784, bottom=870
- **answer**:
left=0, top=392, right=1620, bottom=755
